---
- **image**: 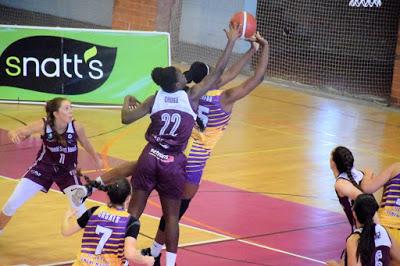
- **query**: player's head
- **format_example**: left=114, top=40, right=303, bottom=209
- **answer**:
left=352, top=194, right=379, bottom=265
left=330, top=146, right=354, bottom=174
left=151, top=66, right=187, bottom=93
left=353, top=194, right=378, bottom=225
left=46, top=97, right=72, bottom=125
left=99, top=178, right=132, bottom=207
left=184, top=61, right=210, bottom=84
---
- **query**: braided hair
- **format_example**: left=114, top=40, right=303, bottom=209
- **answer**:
left=353, top=194, right=379, bottom=265
left=95, top=178, right=131, bottom=208
left=79, top=170, right=131, bottom=208
left=45, top=97, right=68, bottom=146
left=332, top=146, right=359, bottom=188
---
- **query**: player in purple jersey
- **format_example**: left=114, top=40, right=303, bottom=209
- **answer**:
left=118, top=24, right=241, bottom=266
left=62, top=178, right=154, bottom=266
left=330, top=146, right=364, bottom=232
left=0, top=97, right=102, bottom=235
left=71, top=32, right=270, bottom=265
left=327, top=194, right=393, bottom=266
left=359, top=164, right=400, bottom=264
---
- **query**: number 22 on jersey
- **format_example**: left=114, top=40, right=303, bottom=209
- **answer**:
left=159, top=113, right=181, bottom=136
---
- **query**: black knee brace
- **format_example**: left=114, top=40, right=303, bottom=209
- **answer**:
left=158, top=198, right=192, bottom=232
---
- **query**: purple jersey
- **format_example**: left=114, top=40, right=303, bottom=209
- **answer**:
left=186, top=88, right=231, bottom=184
left=344, top=224, right=391, bottom=266
left=76, top=205, right=136, bottom=266
left=335, top=168, right=363, bottom=232
left=145, top=89, right=196, bottom=153
left=37, top=119, right=78, bottom=170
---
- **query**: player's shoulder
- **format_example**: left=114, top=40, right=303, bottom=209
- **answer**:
left=346, top=232, right=360, bottom=246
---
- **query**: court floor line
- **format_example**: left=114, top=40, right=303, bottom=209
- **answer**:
left=1, top=175, right=325, bottom=265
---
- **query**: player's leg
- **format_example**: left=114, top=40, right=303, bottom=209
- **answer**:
left=69, top=161, right=138, bottom=205
left=59, top=168, right=88, bottom=217
left=152, top=181, right=198, bottom=247
left=150, top=161, right=203, bottom=252
left=159, top=196, right=181, bottom=266
left=101, top=161, right=137, bottom=185
left=1, top=176, right=47, bottom=231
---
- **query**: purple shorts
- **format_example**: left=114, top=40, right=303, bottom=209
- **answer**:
left=132, top=144, right=187, bottom=200
left=23, top=163, right=81, bottom=193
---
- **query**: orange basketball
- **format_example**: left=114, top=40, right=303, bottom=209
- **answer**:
left=230, top=11, right=257, bottom=39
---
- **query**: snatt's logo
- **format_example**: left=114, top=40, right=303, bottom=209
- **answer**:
left=0, top=36, right=117, bottom=95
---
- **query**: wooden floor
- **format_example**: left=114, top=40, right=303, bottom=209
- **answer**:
left=1, top=79, right=400, bottom=265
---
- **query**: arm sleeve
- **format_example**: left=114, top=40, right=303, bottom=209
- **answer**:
left=77, top=206, right=99, bottom=228
left=125, top=216, right=140, bottom=239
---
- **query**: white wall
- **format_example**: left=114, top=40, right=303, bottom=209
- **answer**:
left=179, top=0, right=257, bottom=53
left=0, top=0, right=114, bottom=27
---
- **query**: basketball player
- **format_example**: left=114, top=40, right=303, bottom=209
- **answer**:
left=72, top=32, right=269, bottom=265
left=326, top=194, right=394, bottom=266
left=119, top=24, right=241, bottom=266
left=360, top=163, right=400, bottom=264
left=330, top=146, right=364, bottom=232
left=0, top=97, right=102, bottom=235
left=62, top=178, right=154, bottom=266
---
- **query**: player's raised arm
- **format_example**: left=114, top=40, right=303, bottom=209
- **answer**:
left=188, top=23, right=241, bottom=102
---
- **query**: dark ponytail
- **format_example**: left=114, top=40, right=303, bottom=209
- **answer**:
left=353, top=194, right=379, bottom=265
left=45, top=97, right=68, bottom=146
left=332, top=146, right=359, bottom=188
left=92, top=178, right=131, bottom=207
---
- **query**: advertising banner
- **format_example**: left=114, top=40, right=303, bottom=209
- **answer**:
left=0, top=25, right=170, bottom=105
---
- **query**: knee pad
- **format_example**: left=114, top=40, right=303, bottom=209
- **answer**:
left=158, top=198, right=192, bottom=232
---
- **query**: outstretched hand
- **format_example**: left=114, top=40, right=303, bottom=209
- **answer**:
left=224, top=22, right=242, bottom=42
left=8, top=130, right=22, bottom=144
left=124, top=95, right=141, bottom=110
left=254, top=31, right=269, bottom=47
left=246, top=36, right=260, bottom=52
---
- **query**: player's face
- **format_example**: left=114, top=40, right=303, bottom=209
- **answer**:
left=55, top=100, right=73, bottom=124
left=175, top=69, right=187, bottom=90
left=329, top=154, right=336, bottom=172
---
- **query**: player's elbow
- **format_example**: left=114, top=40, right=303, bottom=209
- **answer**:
left=121, top=118, right=129, bottom=125
left=121, top=113, right=131, bottom=125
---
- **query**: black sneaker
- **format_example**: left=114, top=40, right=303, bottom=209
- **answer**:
left=141, top=247, right=161, bottom=266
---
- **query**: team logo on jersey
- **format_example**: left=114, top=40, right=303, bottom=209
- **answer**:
left=0, top=36, right=117, bottom=95
left=396, top=198, right=400, bottom=206
left=47, top=133, right=53, bottom=140
left=67, top=134, right=73, bottom=139
left=30, top=169, right=41, bottom=176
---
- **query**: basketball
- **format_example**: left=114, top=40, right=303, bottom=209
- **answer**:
left=230, top=11, right=257, bottom=39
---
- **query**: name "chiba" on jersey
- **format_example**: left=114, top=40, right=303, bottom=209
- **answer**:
left=48, top=145, right=77, bottom=153
left=164, top=96, right=178, bottom=103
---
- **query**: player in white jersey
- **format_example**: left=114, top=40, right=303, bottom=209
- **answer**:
left=327, top=194, right=394, bottom=266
